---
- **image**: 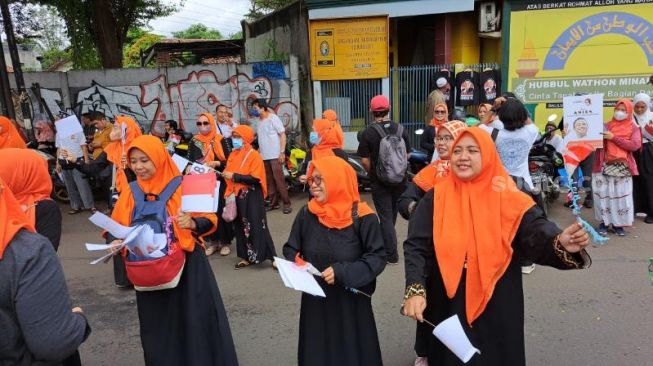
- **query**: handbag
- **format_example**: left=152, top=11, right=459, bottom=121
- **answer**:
left=221, top=149, right=253, bottom=222
left=602, top=161, right=631, bottom=177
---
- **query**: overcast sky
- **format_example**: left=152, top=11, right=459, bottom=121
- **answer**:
left=149, top=0, right=251, bottom=38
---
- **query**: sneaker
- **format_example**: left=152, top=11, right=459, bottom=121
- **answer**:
left=597, top=223, right=608, bottom=236
left=521, top=264, right=536, bottom=274
left=387, top=260, right=399, bottom=266
left=614, top=227, right=626, bottom=236
left=219, top=245, right=231, bottom=256
left=282, top=206, right=292, bottom=214
left=645, top=216, right=653, bottom=224
left=414, top=357, right=428, bottom=366
left=205, top=245, right=219, bottom=256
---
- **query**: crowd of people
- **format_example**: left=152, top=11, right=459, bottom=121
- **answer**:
left=0, top=83, right=651, bottom=365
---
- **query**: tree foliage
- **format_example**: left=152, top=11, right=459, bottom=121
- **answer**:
left=172, top=23, right=223, bottom=40
left=0, top=2, right=42, bottom=43
left=245, top=0, right=295, bottom=21
left=32, top=0, right=180, bottom=69
left=123, top=32, right=163, bottom=67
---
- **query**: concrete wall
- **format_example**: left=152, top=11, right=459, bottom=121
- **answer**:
left=243, top=1, right=314, bottom=131
left=16, top=60, right=300, bottom=136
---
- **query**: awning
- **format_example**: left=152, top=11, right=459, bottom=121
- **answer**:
left=308, top=0, right=475, bottom=20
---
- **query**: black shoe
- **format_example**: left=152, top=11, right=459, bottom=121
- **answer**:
left=583, top=199, right=593, bottom=209
left=563, top=200, right=573, bottom=208
left=645, top=216, right=653, bottom=224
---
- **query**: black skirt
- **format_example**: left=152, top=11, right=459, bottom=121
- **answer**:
left=634, top=142, right=653, bottom=216
left=135, top=247, right=239, bottom=366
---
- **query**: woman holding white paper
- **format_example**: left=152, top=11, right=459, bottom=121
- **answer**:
left=282, top=156, right=386, bottom=366
left=108, top=135, right=238, bottom=366
left=402, top=128, right=591, bottom=365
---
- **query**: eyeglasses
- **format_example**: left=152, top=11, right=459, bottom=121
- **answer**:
left=434, top=110, right=447, bottom=115
left=307, top=175, right=323, bottom=187
left=196, top=121, right=210, bottom=126
left=435, top=135, right=455, bottom=142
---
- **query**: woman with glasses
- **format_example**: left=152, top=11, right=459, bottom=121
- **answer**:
left=222, top=125, right=277, bottom=270
left=283, top=156, right=386, bottom=366
left=399, top=121, right=467, bottom=220
left=421, top=103, right=449, bottom=161
left=188, top=113, right=234, bottom=257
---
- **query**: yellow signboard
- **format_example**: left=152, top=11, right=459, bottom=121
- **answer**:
left=507, top=1, right=653, bottom=126
left=309, top=16, right=389, bottom=80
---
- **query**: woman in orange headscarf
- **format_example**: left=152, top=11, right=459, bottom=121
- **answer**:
left=420, top=102, right=449, bottom=161
left=106, top=135, right=238, bottom=366
left=188, top=112, right=232, bottom=257
left=103, top=115, right=142, bottom=195
left=298, top=118, right=348, bottom=185
left=0, top=116, right=26, bottom=149
left=0, top=178, right=90, bottom=364
left=0, top=148, right=62, bottom=251
left=399, top=120, right=467, bottom=220
left=222, top=125, right=276, bottom=269
left=283, top=156, right=385, bottom=366
left=402, top=128, right=591, bottom=365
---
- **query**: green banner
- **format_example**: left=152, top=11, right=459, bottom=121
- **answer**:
left=512, top=74, right=653, bottom=103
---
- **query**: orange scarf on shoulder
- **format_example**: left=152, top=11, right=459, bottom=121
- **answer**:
left=194, top=112, right=225, bottom=162
left=111, top=135, right=216, bottom=252
left=105, top=116, right=142, bottom=193
left=0, top=116, right=26, bottom=149
left=605, top=99, right=636, bottom=163
left=0, top=148, right=52, bottom=225
left=307, top=156, right=375, bottom=229
left=311, top=119, right=344, bottom=160
left=0, top=177, right=35, bottom=259
left=224, top=125, right=267, bottom=198
left=434, top=127, right=534, bottom=325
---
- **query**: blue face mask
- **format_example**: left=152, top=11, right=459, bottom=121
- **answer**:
left=250, top=109, right=260, bottom=118
left=309, top=131, right=320, bottom=146
left=232, top=137, right=244, bottom=150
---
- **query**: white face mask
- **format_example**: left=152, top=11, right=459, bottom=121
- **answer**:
left=613, top=111, right=627, bottom=121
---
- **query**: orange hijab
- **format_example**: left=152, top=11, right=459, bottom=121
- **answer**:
left=322, top=110, right=345, bottom=148
left=224, top=125, right=267, bottom=198
left=194, top=112, right=225, bottom=162
left=0, top=116, right=26, bottom=149
left=430, top=102, right=449, bottom=128
left=413, top=120, right=467, bottom=192
left=111, top=135, right=215, bottom=252
left=105, top=116, right=142, bottom=193
left=434, top=127, right=534, bottom=325
left=0, top=177, right=36, bottom=259
left=311, top=119, right=344, bottom=160
left=605, top=99, right=636, bottom=163
left=0, top=149, right=52, bottom=224
left=307, top=156, right=375, bottom=229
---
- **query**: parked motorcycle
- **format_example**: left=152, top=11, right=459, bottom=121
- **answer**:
left=410, top=128, right=432, bottom=177
left=528, top=114, right=564, bottom=216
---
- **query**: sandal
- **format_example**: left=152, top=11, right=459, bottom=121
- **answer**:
left=68, top=209, right=82, bottom=215
left=234, top=260, right=251, bottom=270
left=265, top=205, right=280, bottom=212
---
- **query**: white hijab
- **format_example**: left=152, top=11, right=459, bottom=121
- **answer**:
left=633, top=93, right=653, bottom=140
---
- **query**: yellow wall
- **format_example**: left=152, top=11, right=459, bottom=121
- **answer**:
left=450, top=13, right=480, bottom=64
left=480, top=37, right=502, bottom=63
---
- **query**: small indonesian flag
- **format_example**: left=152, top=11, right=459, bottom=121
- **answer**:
left=181, top=173, right=217, bottom=213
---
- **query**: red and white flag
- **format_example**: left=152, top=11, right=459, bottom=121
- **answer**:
left=181, top=173, right=217, bottom=213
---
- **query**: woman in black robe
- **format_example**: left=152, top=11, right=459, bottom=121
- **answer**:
left=222, top=125, right=276, bottom=269
left=283, top=156, right=386, bottom=366
left=402, top=128, right=591, bottom=366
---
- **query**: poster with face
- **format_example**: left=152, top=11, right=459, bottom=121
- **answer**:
left=562, top=93, right=604, bottom=149
left=460, top=80, right=475, bottom=102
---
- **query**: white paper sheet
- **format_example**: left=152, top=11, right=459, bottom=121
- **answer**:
left=189, top=162, right=210, bottom=175
left=54, top=115, right=83, bottom=139
left=172, top=154, right=190, bottom=173
left=432, top=315, right=480, bottom=363
left=273, top=257, right=326, bottom=297
left=88, top=212, right=133, bottom=239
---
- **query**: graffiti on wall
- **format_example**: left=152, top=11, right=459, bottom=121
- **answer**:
left=74, top=67, right=299, bottom=136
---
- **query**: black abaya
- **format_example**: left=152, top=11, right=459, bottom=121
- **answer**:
left=404, top=190, right=590, bottom=366
left=634, top=142, right=653, bottom=218
left=232, top=175, right=276, bottom=263
left=283, top=206, right=386, bottom=366
left=136, top=246, right=239, bottom=366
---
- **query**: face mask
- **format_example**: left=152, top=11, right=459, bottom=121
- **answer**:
left=613, top=111, right=627, bottom=121
left=250, top=109, right=260, bottom=118
left=199, top=125, right=212, bottom=135
left=309, top=131, right=320, bottom=146
left=232, top=138, right=244, bottom=150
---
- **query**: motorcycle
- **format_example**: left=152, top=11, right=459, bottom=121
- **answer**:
left=528, top=114, right=564, bottom=216
left=410, top=128, right=432, bottom=177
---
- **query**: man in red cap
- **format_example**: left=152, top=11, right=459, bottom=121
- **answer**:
left=357, top=95, right=411, bottom=264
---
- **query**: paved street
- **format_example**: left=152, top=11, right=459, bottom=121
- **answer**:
left=57, top=193, right=653, bottom=366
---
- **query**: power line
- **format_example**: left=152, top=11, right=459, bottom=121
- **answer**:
left=182, top=0, right=251, bottom=17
